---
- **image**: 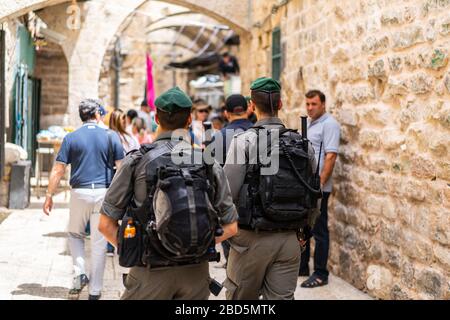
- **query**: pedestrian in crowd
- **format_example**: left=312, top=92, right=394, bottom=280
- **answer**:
left=212, top=94, right=253, bottom=268
left=43, top=99, right=124, bottom=300
left=214, top=94, right=253, bottom=166
left=126, top=109, right=138, bottom=135
left=219, top=52, right=240, bottom=79
left=109, top=109, right=140, bottom=154
left=299, top=90, right=340, bottom=288
left=220, top=52, right=241, bottom=97
left=132, top=117, right=153, bottom=145
left=98, top=86, right=238, bottom=299
left=97, top=105, right=109, bottom=129
left=211, top=114, right=225, bottom=131
left=223, top=78, right=319, bottom=300
left=190, top=99, right=212, bottom=148
left=246, top=96, right=257, bottom=124
left=219, top=105, right=229, bottom=127
left=137, top=100, right=153, bottom=133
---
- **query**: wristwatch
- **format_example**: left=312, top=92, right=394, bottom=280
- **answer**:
left=45, top=191, right=54, bottom=198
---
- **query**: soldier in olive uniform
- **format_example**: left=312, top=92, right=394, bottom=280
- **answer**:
left=223, top=78, right=318, bottom=300
left=98, top=87, right=238, bottom=300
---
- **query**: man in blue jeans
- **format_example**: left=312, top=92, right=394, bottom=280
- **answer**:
left=299, top=90, right=340, bottom=288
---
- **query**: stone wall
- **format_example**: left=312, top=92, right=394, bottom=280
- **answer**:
left=239, top=0, right=450, bottom=300
left=0, top=165, right=11, bottom=207
left=34, top=42, right=69, bottom=129
left=98, top=10, right=149, bottom=110
left=2, top=19, right=19, bottom=134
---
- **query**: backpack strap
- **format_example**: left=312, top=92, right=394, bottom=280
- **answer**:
left=128, top=142, right=174, bottom=225
left=180, top=168, right=199, bottom=251
left=145, top=141, right=175, bottom=193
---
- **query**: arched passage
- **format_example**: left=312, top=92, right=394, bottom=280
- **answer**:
left=1, top=0, right=250, bottom=125
left=0, top=0, right=250, bottom=33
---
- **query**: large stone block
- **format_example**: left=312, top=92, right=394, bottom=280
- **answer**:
left=366, top=265, right=393, bottom=299
left=392, top=25, right=425, bottom=50
left=418, top=48, right=449, bottom=70
left=382, top=77, right=408, bottom=101
left=440, top=16, right=450, bottom=36
left=380, top=8, right=402, bottom=25
left=433, top=244, right=450, bottom=270
left=436, top=160, right=450, bottom=181
left=362, top=35, right=389, bottom=54
left=388, top=55, right=402, bottom=72
left=416, top=268, right=445, bottom=299
left=431, top=216, right=450, bottom=246
left=337, top=108, right=359, bottom=127
left=421, top=0, right=450, bottom=17
left=330, top=45, right=350, bottom=63
left=402, top=179, right=426, bottom=202
left=444, top=72, right=450, bottom=94
left=381, top=128, right=406, bottom=150
left=365, top=196, right=384, bottom=216
left=402, top=230, right=434, bottom=264
left=358, top=104, right=390, bottom=126
left=407, top=72, right=434, bottom=95
left=359, top=129, right=380, bottom=148
left=380, top=221, right=401, bottom=246
left=366, top=215, right=381, bottom=236
left=343, top=225, right=359, bottom=250
left=396, top=198, right=414, bottom=227
left=410, top=155, right=437, bottom=179
left=355, top=235, right=371, bottom=259
left=401, top=260, right=415, bottom=289
left=368, top=59, right=387, bottom=79
left=385, top=248, right=402, bottom=271
left=390, top=284, right=412, bottom=300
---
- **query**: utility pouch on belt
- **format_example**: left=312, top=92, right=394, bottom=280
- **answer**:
left=118, top=211, right=146, bottom=268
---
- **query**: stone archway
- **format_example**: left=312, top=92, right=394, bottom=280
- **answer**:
left=0, top=0, right=250, bottom=34
left=1, top=0, right=250, bottom=125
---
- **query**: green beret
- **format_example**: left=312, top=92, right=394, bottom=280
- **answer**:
left=155, top=86, right=192, bottom=113
left=250, top=77, right=281, bottom=92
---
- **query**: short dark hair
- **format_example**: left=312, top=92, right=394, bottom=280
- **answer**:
left=79, top=98, right=101, bottom=122
left=305, top=90, right=326, bottom=103
left=222, top=52, right=229, bottom=58
left=193, top=98, right=208, bottom=106
left=156, top=108, right=191, bottom=130
left=127, top=109, right=138, bottom=121
left=141, top=100, right=148, bottom=107
left=251, top=91, right=281, bottom=116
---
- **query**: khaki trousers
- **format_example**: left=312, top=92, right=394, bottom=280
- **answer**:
left=121, top=262, right=210, bottom=300
left=224, top=229, right=300, bottom=300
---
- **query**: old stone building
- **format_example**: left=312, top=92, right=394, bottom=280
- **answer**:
left=0, top=0, right=449, bottom=300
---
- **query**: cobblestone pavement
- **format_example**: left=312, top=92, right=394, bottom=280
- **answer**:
left=0, top=194, right=372, bottom=300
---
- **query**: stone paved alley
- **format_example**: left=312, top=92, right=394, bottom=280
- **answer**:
left=0, top=193, right=371, bottom=300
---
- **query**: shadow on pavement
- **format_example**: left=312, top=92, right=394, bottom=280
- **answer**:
left=27, top=202, right=69, bottom=210
left=11, top=283, right=69, bottom=299
left=42, top=232, right=68, bottom=238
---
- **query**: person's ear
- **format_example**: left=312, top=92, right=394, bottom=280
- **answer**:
left=278, top=99, right=283, bottom=111
left=185, top=114, right=192, bottom=128
left=155, top=113, right=160, bottom=125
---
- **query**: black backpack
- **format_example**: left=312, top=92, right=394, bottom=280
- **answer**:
left=239, top=127, right=322, bottom=230
left=118, top=142, right=220, bottom=268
